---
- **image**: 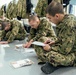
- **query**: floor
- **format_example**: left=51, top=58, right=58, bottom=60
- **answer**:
left=0, top=39, right=76, bottom=75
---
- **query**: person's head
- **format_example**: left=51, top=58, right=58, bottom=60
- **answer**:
left=2, top=21, right=11, bottom=31
left=46, top=1, right=64, bottom=24
left=28, top=15, right=40, bottom=29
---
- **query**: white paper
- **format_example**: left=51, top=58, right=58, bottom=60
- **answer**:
left=24, top=48, right=34, bottom=53
left=15, top=44, right=23, bottom=48
left=1, top=44, right=10, bottom=47
left=15, top=45, right=34, bottom=53
left=15, top=41, right=45, bottom=48
left=10, top=59, right=34, bottom=68
left=32, top=41, right=45, bottom=46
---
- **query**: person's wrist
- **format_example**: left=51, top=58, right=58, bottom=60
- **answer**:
left=30, top=39, right=33, bottom=42
left=6, top=41, right=9, bottom=43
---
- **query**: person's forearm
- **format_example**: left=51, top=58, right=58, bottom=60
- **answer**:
left=7, top=34, right=15, bottom=43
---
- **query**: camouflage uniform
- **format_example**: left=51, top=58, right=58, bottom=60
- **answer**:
left=6, top=0, right=17, bottom=19
left=35, top=0, right=63, bottom=17
left=0, top=20, right=26, bottom=43
left=28, top=17, right=56, bottom=63
left=36, top=14, right=76, bottom=66
left=0, top=5, right=5, bottom=17
left=35, top=0, right=48, bottom=17
left=17, top=0, right=26, bottom=19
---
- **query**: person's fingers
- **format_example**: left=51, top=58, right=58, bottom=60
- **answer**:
left=23, top=43, right=28, bottom=48
left=44, top=40, right=50, bottom=44
left=27, top=43, right=31, bottom=48
left=49, top=41, right=55, bottom=45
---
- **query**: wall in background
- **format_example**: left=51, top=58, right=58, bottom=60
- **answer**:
left=70, top=0, right=76, bottom=5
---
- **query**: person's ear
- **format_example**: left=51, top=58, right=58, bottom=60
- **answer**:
left=55, top=14, right=59, bottom=19
left=37, top=20, right=40, bottom=25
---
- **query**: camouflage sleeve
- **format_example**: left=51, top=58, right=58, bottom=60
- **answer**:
left=51, top=25, right=75, bottom=55
left=7, top=21, right=21, bottom=42
left=0, top=30, right=5, bottom=41
left=27, top=28, right=35, bottom=42
left=0, top=24, right=2, bottom=30
left=48, top=24, right=57, bottom=41
left=41, top=0, right=48, bottom=16
left=35, top=0, right=47, bottom=17
left=32, top=18, right=56, bottom=41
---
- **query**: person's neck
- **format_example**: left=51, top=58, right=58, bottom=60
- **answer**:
left=35, top=22, right=40, bottom=29
left=59, top=14, right=65, bottom=22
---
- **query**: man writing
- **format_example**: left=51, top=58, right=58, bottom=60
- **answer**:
left=0, top=20, right=26, bottom=44
left=23, top=15, right=56, bottom=64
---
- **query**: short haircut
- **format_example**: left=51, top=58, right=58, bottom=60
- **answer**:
left=46, top=1, right=64, bottom=16
left=28, top=15, right=40, bottom=22
left=2, top=21, right=10, bottom=29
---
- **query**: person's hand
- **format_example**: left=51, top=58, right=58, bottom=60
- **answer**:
left=23, top=42, right=29, bottom=48
left=44, top=40, right=51, bottom=44
left=26, top=39, right=33, bottom=48
left=44, top=40, right=55, bottom=45
left=23, top=39, right=33, bottom=48
left=0, top=41, right=8, bottom=44
left=48, top=41, right=55, bottom=45
left=43, top=44, right=51, bottom=51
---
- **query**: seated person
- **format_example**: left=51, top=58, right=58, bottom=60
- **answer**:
left=23, top=15, right=56, bottom=64
left=0, top=20, right=27, bottom=44
left=40, top=1, right=76, bottom=74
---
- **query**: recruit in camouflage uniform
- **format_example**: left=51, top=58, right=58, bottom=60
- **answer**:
left=28, top=17, right=57, bottom=63
left=17, top=0, right=26, bottom=19
left=35, top=0, right=63, bottom=17
left=47, top=14, right=76, bottom=67
left=0, top=20, right=26, bottom=43
left=6, top=0, right=17, bottom=19
left=35, top=14, right=76, bottom=66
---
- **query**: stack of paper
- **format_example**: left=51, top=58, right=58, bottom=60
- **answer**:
left=10, top=59, right=34, bottom=68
